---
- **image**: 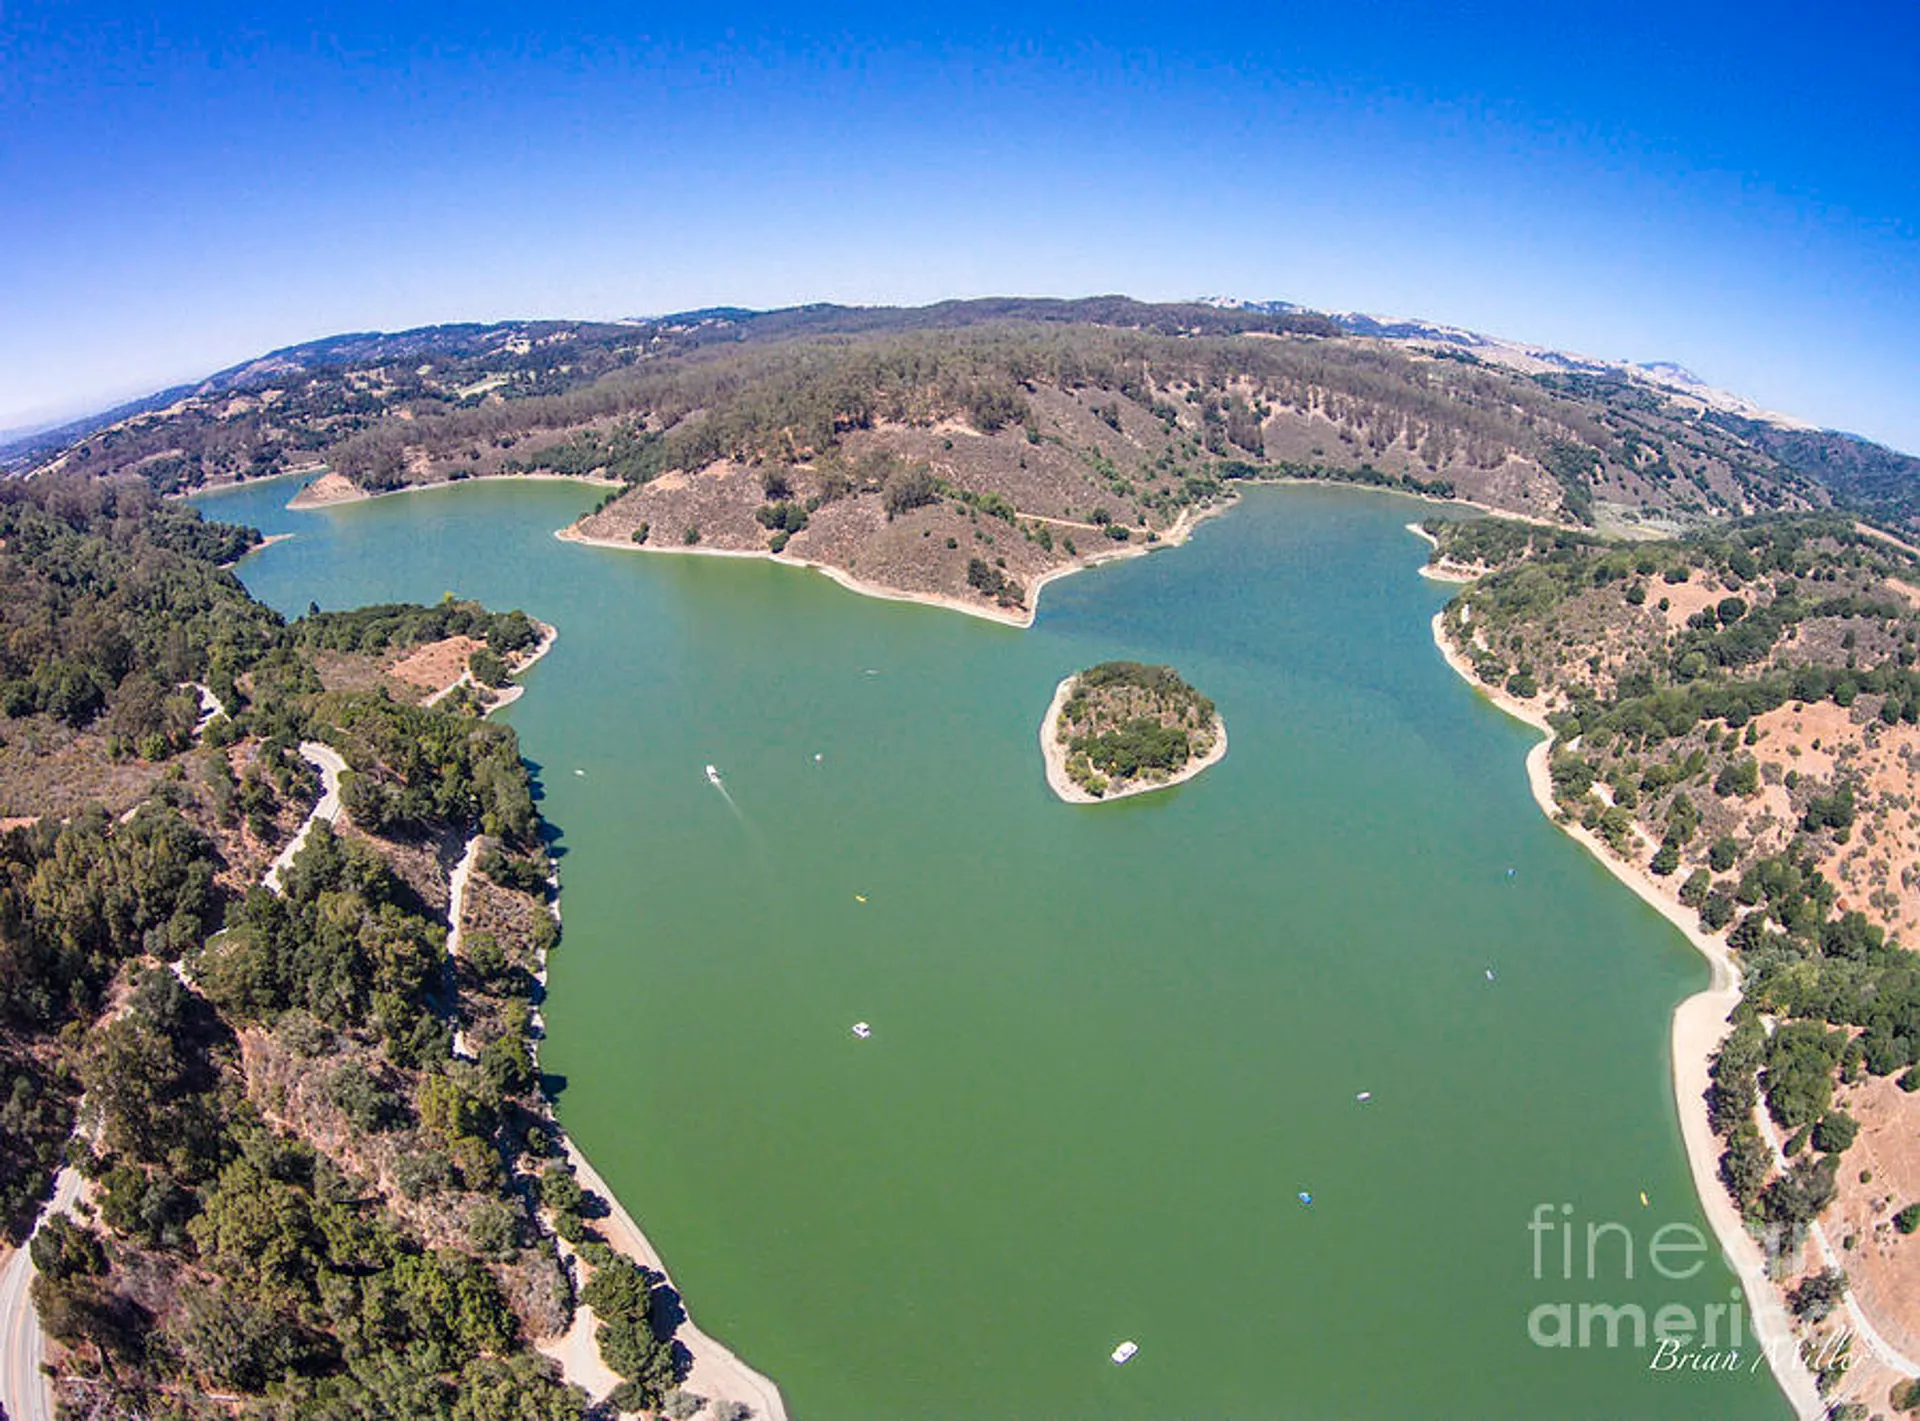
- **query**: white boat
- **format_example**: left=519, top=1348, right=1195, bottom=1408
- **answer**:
left=852, top=1021, right=872, bottom=1039
left=1111, top=1340, right=1138, bottom=1365
left=705, top=763, right=722, bottom=785
left=1355, top=1091, right=1372, bottom=1102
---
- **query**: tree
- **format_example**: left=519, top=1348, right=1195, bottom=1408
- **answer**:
left=469, top=648, right=510, bottom=688
left=1787, top=1268, right=1847, bottom=1322
left=1680, top=869, right=1712, bottom=907
left=1719, top=1127, right=1770, bottom=1210
left=881, top=463, right=938, bottom=518
left=1812, top=1111, right=1858, bottom=1155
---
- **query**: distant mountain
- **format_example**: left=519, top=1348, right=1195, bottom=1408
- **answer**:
left=1202, top=297, right=1810, bottom=429
left=1704, top=414, right=1920, bottom=528
left=14, top=294, right=1919, bottom=548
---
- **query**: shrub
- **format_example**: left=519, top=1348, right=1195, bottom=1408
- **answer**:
left=1787, top=1268, right=1847, bottom=1322
left=1896, top=1204, right=1920, bottom=1235
left=880, top=464, right=937, bottom=518
left=1812, top=1112, right=1858, bottom=1155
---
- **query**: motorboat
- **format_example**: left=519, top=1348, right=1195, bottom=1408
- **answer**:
left=705, top=764, right=722, bottom=785
left=1111, top=1341, right=1138, bottom=1365
left=852, top=1021, right=872, bottom=1039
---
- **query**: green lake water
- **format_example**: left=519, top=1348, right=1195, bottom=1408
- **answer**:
left=196, top=476, right=1789, bottom=1420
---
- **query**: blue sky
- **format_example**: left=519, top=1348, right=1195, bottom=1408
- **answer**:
left=3, top=0, right=1916, bottom=451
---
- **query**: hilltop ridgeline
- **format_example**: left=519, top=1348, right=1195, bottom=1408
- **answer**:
left=23, top=295, right=1920, bottom=621
left=1044, top=661, right=1226, bottom=802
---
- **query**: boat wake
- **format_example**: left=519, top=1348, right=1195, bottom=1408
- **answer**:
left=705, top=763, right=744, bottom=818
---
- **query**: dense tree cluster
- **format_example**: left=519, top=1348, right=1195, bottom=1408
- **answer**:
left=292, top=600, right=539, bottom=658
left=0, top=474, right=595, bottom=1414
left=1442, top=510, right=1920, bottom=1263
left=0, top=476, right=276, bottom=736
left=323, top=695, right=539, bottom=846
left=1057, top=661, right=1219, bottom=795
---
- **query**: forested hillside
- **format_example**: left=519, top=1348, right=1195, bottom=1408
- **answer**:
left=20, top=296, right=1916, bottom=620
left=0, top=476, right=687, bottom=1418
left=1430, top=513, right=1920, bottom=1397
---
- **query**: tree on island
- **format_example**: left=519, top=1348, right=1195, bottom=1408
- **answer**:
left=1053, top=661, right=1222, bottom=798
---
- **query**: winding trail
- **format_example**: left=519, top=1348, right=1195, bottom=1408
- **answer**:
left=262, top=742, right=348, bottom=894
left=445, top=835, right=481, bottom=1060
left=1752, top=1092, right=1920, bottom=1380
left=3, top=739, right=353, bottom=1420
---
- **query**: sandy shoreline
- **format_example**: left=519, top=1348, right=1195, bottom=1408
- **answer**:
left=557, top=497, right=1232, bottom=632
left=288, top=469, right=621, bottom=511
left=1428, top=611, right=1824, bottom=1418
left=1037, top=674, right=1228, bottom=803
left=550, top=1143, right=790, bottom=1421
left=461, top=620, right=785, bottom=1418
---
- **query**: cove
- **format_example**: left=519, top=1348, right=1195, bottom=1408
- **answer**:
left=194, top=476, right=1790, bottom=1420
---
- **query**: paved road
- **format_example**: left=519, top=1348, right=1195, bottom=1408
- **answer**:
left=262, top=742, right=348, bottom=894
left=0, top=1167, right=82, bottom=1421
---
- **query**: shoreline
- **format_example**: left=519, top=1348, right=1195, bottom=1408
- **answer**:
left=473, top=623, right=787, bottom=1419
left=288, top=469, right=621, bottom=511
left=429, top=619, right=559, bottom=714
left=556, top=495, right=1232, bottom=631
left=1428, top=610, right=1825, bottom=1419
left=1037, top=673, right=1229, bottom=804
left=551, top=1142, right=790, bottom=1421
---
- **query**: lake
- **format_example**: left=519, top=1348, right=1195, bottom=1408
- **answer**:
left=196, top=475, right=1789, bottom=1419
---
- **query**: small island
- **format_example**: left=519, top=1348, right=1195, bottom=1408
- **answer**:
left=1040, top=661, right=1228, bottom=803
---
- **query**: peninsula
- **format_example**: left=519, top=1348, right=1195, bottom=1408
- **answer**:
left=1041, top=661, right=1227, bottom=802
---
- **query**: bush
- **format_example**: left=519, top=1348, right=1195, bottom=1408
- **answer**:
left=682, top=525, right=701, bottom=545
left=1787, top=1268, right=1847, bottom=1322
left=469, top=648, right=510, bottom=688
left=1714, top=758, right=1760, bottom=798
left=880, top=464, right=937, bottom=518
left=325, top=1061, right=401, bottom=1132
left=1896, top=1204, right=1920, bottom=1235
left=540, top=1164, right=583, bottom=1214
left=1812, top=1112, right=1858, bottom=1155
left=631, top=523, right=650, bottom=545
